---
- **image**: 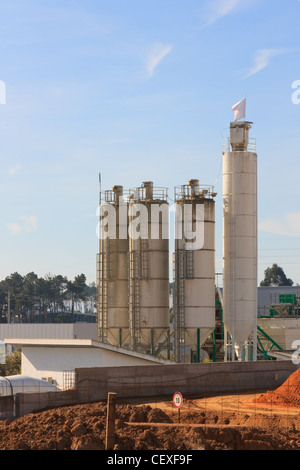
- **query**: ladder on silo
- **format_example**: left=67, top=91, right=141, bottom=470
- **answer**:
left=174, top=249, right=186, bottom=362
left=98, top=252, right=106, bottom=342
left=140, top=238, right=149, bottom=278
left=98, top=239, right=112, bottom=342
left=129, top=237, right=149, bottom=350
left=186, top=250, right=194, bottom=279
left=96, top=253, right=101, bottom=340
left=129, top=246, right=141, bottom=349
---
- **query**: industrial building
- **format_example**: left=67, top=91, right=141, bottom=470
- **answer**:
left=96, top=179, right=218, bottom=361
left=2, top=115, right=300, bottom=390
left=96, top=119, right=259, bottom=363
left=95, top=117, right=299, bottom=364
left=3, top=337, right=172, bottom=389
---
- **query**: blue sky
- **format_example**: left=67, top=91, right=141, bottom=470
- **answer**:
left=0, top=0, right=300, bottom=285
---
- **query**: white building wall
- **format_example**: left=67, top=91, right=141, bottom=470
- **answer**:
left=258, top=317, right=300, bottom=350
left=0, top=323, right=97, bottom=343
left=21, top=346, right=160, bottom=388
left=258, top=286, right=300, bottom=316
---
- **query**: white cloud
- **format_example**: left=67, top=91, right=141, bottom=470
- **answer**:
left=6, top=216, right=37, bottom=235
left=20, top=215, right=38, bottom=232
left=6, top=222, right=23, bottom=235
left=259, top=212, right=300, bottom=237
left=9, top=162, right=21, bottom=175
left=146, top=43, right=173, bottom=77
left=202, top=0, right=244, bottom=25
left=244, top=48, right=289, bottom=77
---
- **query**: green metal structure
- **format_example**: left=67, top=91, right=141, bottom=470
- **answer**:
left=256, top=325, right=284, bottom=360
left=207, top=289, right=285, bottom=362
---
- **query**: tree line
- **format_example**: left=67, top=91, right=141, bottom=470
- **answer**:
left=0, top=264, right=295, bottom=323
left=0, top=272, right=96, bottom=323
left=260, top=264, right=294, bottom=287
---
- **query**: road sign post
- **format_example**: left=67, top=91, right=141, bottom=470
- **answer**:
left=173, top=391, right=183, bottom=423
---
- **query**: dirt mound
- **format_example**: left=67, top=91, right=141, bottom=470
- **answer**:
left=118, top=404, right=172, bottom=424
left=255, top=369, right=300, bottom=408
left=0, top=398, right=299, bottom=450
left=0, top=402, right=174, bottom=451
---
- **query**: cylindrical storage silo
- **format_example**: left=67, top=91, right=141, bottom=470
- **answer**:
left=128, top=181, right=170, bottom=355
left=174, top=180, right=216, bottom=363
left=222, top=121, right=258, bottom=361
left=97, top=185, right=130, bottom=347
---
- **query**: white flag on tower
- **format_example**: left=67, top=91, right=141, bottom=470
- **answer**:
left=232, top=98, right=246, bottom=121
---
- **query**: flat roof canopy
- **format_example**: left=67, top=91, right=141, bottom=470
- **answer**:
left=4, top=337, right=172, bottom=365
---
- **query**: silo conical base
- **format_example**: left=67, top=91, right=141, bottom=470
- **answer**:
left=100, top=328, right=130, bottom=348
left=130, top=327, right=171, bottom=358
left=176, top=327, right=214, bottom=363
left=224, top=325, right=256, bottom=362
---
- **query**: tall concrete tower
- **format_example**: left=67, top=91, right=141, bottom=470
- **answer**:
left=174, top=179, right=216, bottom=363
left=128, top=181, right=170, bottom=355
left=97, top=185, right=130, bottom=347
left=222, top=121, right=258, bottom=361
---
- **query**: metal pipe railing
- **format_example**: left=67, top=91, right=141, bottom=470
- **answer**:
left=222, top=137, right=256, bottom=153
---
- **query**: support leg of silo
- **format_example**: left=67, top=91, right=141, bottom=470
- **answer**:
left=151, top=328, right=154, bottom=355
left=197, top=328, right=200, bottom=363
left=213, top=330, right=216, bottom=362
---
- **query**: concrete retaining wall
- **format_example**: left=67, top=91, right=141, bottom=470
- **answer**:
left=0, top=395, right=14, bottom=419
left=76, top=361, right=299, bottom=402
left=0, top=390, right=80, bottom=419
left=14, top=390, right=79, bottom=418
left=1, top=361, right=298, bottom=419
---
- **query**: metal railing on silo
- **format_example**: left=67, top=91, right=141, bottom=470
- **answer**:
left=222, top=137, right=256, bottom=153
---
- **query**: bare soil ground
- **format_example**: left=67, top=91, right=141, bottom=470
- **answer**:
left=0, top=370, right=299, bottom=451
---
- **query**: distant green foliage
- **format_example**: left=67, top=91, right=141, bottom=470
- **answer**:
left=0, top=272, right=96, bottom=323
left=260, top=264, right=294, bottom=287
left=0, top=350, right=21, bottom=376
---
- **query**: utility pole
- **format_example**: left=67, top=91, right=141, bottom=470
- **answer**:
left=7, top=288, right=11, bottom=324
left=105, top=392, right=117, bottom=450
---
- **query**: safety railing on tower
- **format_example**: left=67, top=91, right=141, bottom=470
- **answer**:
left=222, top=137, right=256, bottom=153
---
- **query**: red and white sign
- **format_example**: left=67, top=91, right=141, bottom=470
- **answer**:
left=173, top=391, right=183, bottom=409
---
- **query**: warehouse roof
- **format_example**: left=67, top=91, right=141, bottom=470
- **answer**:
left=4, top=337, right=173, bottom=365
